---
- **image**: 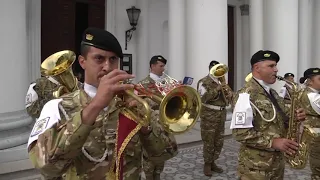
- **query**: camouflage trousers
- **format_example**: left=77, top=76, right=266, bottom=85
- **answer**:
left=200, top=109, right=226, bottom=163
left=143, top=158, right=164, bottom=180
left=310, top=137, right=320, bottom=180
left=237, top=148, right=285, bottom=180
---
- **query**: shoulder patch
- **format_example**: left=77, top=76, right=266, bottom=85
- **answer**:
left=30, top=117, right=50, bottom=137
left=230, top=93, right=254, bottom=129
left=307, top=92, right=320, bottom=115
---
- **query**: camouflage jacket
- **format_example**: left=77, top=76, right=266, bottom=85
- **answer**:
left=25, top=77, right=81, bottom=119
left=300, top=87, right=320, bottom=127
left=28, top=89, right=169, bottom=180
left=25, top=77, right=60, bottom=119
left=137, top=75, right=178, bottom=163
left=232, top=78, right=288, bottom=168
left=197, top=75, right=232, bottom=108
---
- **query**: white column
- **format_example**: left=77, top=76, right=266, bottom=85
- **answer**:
left=27, top=0, right=41, bottom=82
left=136, top=0, right=150, bottom=82
left=298, top=0, right=313, bottom=78
left=264, top=0, right=299, bottom=91
left=106, top=0, right=116, bottom=34
left=249, top=0, right=264, bottom=56
left=312, top=0, right=320, bottom=68
left=240, top=3, right=250, bottom=81
left=0, top=0, right=32, bottom=150
left=186, top=0, right=228, bottom=88
left=168, top=0, right=185, bottom=81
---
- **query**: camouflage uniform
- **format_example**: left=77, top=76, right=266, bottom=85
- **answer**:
left=232, top=78, right=288, bottom=180
left=197, top=75, right=233, bottom=175
left=28, top=88, right=169, bottom=180
left=25, top=77, right=81, bottom=119
left=25, top=77, right=60, bottom=119
left=138, top=75, right=178, bottom=180
left=300, top=87, right=320, bottom=180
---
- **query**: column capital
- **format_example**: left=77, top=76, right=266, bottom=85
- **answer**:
left=240, top=4, right=249, bottom=16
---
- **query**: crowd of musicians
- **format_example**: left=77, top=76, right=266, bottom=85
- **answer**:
left=24, top=27, right=320, bottom=180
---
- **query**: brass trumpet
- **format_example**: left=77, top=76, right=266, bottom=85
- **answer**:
left=209, top=63, right=233, bottom=104
left=119, top=74, right=202, bottom=134
left=40, top=50, right=79, bottom=98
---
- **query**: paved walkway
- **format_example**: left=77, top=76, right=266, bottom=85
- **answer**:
left=157, top=138, right=312, bottom=180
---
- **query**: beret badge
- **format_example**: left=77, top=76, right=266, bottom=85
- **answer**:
left=158, top=56, right=162, bottom=60
left=86, top=34, right=93, bottom=41
left=313, top=69, right=319, bottom=73
left=264, top=53, right=271, bottom=58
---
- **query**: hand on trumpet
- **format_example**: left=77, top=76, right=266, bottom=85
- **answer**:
left=93, top=69, right=135, bottom=110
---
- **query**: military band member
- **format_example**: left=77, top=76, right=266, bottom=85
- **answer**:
left=299, top=68, right=320, bottom=180
left=197, top=60, right=233, bottom=176
left=27, top=27, right=169, bottom=180
left=230, top=50, right=306, bottom=180
left=138, top=55, right=178, bottom=180
left=279, top=73, right=295, bottom=108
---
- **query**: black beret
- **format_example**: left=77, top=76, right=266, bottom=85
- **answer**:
left=284, top=73, right=294, bottom=78
left=250, top=50, right=280, bottom=66
left=209, top=60, right=220, bottom=67
left=300, top=68, right=320, bottom=83
left=150, top=55, right=167, bottom=64
left=81, top=27, right=123, bottom=59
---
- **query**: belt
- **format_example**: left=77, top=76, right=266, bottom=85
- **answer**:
left=202, top=103, right=225, bottom=110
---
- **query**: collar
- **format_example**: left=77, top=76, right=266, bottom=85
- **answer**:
left=84, top=83, right=97, bottom=98
left=253, top=76, right=271, bottom=93
left=84, top=83, right=108, bottom=111
left=309, top=86, right=320, bottom=93
left=208, top=74, right=220, bottom=84
left=149, top=72, right=163, bottom=82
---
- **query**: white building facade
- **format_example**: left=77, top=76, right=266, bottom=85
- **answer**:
left=0, top=0, right=319, bottom=177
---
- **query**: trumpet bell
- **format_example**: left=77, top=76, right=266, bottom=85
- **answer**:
left=210, top=63, right=229, bottom=78
left=41, top=50, right=77, bottom=93
left=159, top=85, right=201, bottom=134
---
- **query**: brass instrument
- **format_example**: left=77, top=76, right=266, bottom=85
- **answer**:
left=120, top=74, right=202, bottom=134
left=41, top=50, right=79, bottom=98
left=210, top=63, right=233, bottom=104
left=277, top=76, right=312, bottom=169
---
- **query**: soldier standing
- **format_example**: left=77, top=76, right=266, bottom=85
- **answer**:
left=196, top=60, right=233, bottom=176
left=231, top=50, right=306, bottom=179
left=279, top=73, right=295, bottom=108
left=138, top=55, right=178, bottom=180
left=299, top=68, right=320, bottom=180
left=27, top=28, right=170, bottom=180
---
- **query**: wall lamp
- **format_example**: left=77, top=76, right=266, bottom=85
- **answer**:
left=125, top=6, right=141, bottom=50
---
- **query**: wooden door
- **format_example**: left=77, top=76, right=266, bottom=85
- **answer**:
left=227, top=6, right=235, bottom=90
left=41, top=0, right=105, bottom=62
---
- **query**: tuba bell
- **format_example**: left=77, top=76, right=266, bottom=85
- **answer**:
left=119, top=74, right=202, bottom=134
left=41, top=50, right=79, bottom=98
left=209, top=63, right=233, bottom=104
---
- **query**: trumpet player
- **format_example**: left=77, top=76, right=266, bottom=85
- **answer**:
left=27, top=27, right=169, bottom=180
left=299, top=68, right=320, bottom=180
left=196, top=60, right=233, bottom=176
left=138, top=55, right=178, bottom=180
left=231, top=50, right=306, bottom=179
